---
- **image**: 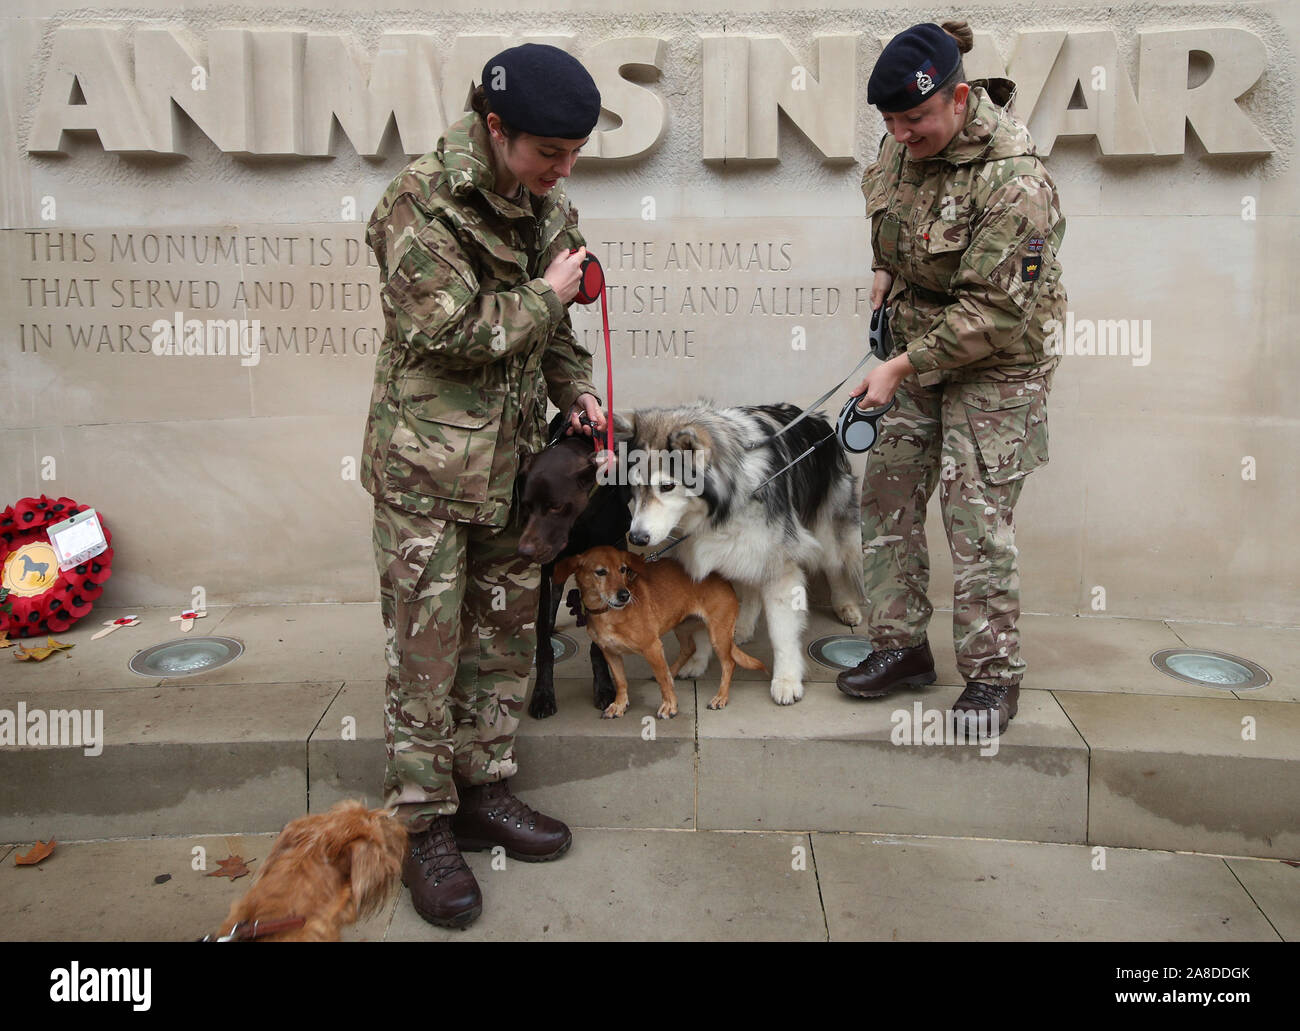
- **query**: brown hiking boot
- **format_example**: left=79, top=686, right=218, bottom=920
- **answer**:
left=402, top=815, right=482, bottom=929
left=836, top=640, right=937, bottom=698
left=452, top=778, right=572, bottom=862
left=952, top=680, right=1019, bottom=733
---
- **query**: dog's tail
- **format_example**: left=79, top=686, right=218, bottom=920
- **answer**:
left=730, top=644, right=769, bottom=675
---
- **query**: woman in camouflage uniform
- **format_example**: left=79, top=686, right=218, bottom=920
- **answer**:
left=838, top=21, right=1067, bottom=734
left=361, top=44, right=604, bottom=927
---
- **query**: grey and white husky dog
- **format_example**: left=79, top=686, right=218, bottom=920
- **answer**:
left=614, top=402, right=864, bottom=705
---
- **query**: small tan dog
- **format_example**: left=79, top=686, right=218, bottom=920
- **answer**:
left=214, top=800, right=407, bottom=941
left=555, top=546, right=768, bottom=718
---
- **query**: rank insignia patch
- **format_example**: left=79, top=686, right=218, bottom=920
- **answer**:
left=1021, top=257, right=1041, bottom=282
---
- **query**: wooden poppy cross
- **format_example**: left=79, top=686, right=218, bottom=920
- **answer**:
left=91, top=615, right=140, bottom=640
left=170, top=609, right=207, bottom=632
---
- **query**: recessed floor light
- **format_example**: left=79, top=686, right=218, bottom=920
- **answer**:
left=808, top=635, right=872, bottom=671
left=129, top=636, right=244, bottom=678
left=1150, top=648, right=1271, bottom=690
left=540, top=632, right=579, bottom=666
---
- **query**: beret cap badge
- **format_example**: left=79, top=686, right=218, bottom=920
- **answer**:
left=867, top=23, right=961, bottom=113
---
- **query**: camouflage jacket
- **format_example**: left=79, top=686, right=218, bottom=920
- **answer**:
left=862, top=78, right=1066, bottom=387
left=361, top=112, right=598, bottom=527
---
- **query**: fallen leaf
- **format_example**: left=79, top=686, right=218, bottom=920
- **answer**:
left=0, top=629, right=12, bottom=649
left=205, top=855, right=254, bottom=880
left=13, top=638, right=74, bottom=661
left=15, top=839, right=57, bottom=865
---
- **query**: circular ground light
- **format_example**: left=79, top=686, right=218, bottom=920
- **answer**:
left=532, top=632, right=579, bottom=669
left=1150, top=648, right=1271, bottom=690
left=808, top=634, right=872, bottom=671
left=129, top=636, right=245, bottom=679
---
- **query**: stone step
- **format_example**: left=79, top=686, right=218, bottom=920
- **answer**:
left=2, top=603, right=1297, bottom=860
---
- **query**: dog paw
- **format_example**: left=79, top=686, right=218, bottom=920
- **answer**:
left=674, top=653, right=710, bottom=679
left=601, top=701, right=628, bottom=719
left=594, top=688, right=616, bottom=711
left=834, top=602, right=862, bottom=627
left=769, top=676, right=804, bottom=706
left=707, top=693, right=729, bottom=710
left=656, top=701, right=679, bottom=719
left=528, top=692, right=558, bottom=719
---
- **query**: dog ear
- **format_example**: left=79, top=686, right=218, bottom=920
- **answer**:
left=345, top=820, right=406, bottom=920
left=612, top=411, right=636, bottom=441
left=667, top=426, right=705, bottom=452
left=553, top=555, right=578, bottom=584
left=624, top=551, right=648, bottom=582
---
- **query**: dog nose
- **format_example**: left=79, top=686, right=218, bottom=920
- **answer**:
left=517, top=538, right=537, bottom=558
left=628, top=530, right=649, bottom=547
left=616, top=589, right=630, bottom=604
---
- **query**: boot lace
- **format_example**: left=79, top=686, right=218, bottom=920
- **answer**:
left=958, top=682, right=1008, bottom=709
left=482, top=781, right=539, bottom=832
left=410, top=818, right=470, bottom=884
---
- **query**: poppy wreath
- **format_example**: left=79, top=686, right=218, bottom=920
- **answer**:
left=0, top=495, right=114, bottom=637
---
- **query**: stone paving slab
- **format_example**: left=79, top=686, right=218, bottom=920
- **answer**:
left=158, top=603, right=386, bottom=687
left=1164, top=621, right=1299, bottom=703
left=0, top=605, right=195, bottom=694
left=1055, top=691, right=1300, bottom=859
left=1018, top=613, right=1219, bottom=697
left=812, top=833, right=1283, bottom=941
left=1224, top=858, right=1300, bottom=941
left=698, top=681, right=1088, bottom=841
left=384, top=827, right=826, bottom=941
left=0, top=832, right=389, bottom=942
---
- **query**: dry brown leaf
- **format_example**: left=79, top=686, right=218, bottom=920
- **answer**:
left=0, top=629, right=13, bottom=649
left=205, top=854, right=254, bottom=880
left=12, top=638, right=73, bottom=662
left=15, top=839, right=57, bottom=865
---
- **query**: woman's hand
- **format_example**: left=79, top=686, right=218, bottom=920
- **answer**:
left=870, top=268, right=894, bottom=310
left=566, top=392, right=606, bottom=437
left=849, top=354, right=912, bottom=410
left=543, top=247, right=588, bottom=305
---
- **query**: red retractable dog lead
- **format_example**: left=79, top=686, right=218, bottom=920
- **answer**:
left=568, top=249, right=614, bottom=455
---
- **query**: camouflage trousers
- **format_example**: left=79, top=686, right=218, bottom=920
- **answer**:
left=373, top=499, right=540, bottom=832
left=860, top=373, right=1051, bottom=685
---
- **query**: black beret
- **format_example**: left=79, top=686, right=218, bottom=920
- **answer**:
left=480, top=44, right=601, bottom=139
left=867, top=24, right=962, bottom=113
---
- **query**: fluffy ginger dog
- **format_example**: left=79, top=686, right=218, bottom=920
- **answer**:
left=214, top=800, right=407, bottom=941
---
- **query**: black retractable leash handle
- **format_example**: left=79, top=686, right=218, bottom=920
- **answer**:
left=841, top=303, right=895, bottom=451
left=837, top=396, right=895, bottom=453
left=868, top=303, right=893, bottom=361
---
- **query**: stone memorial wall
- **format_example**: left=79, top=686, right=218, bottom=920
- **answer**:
left=1, top=1, right=1295, bottom=624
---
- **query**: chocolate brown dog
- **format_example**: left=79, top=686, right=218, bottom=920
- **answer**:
left=555, top=546, right=767, bottom=718
left=517, top=413, right=630, bottom=719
